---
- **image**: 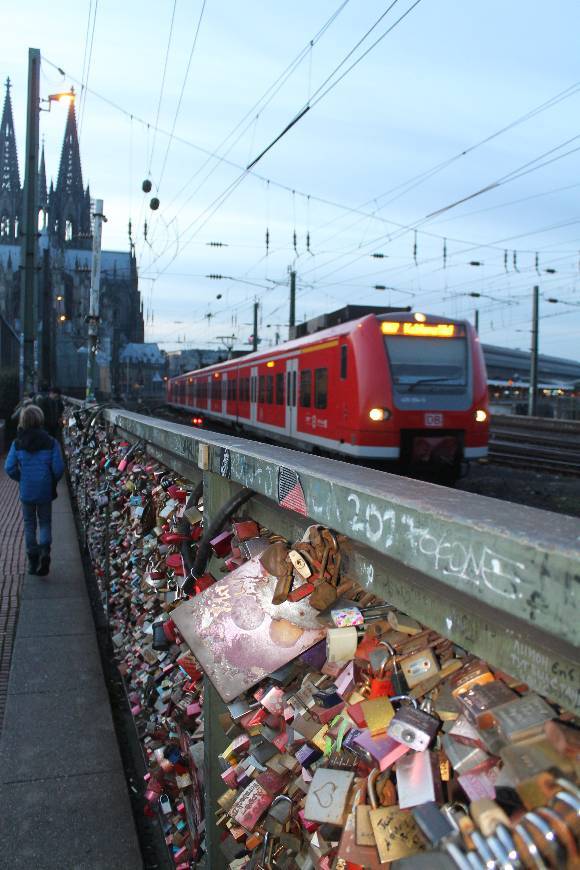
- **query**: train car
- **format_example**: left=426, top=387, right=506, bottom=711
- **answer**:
left=167, top=311, right=489, bottom=473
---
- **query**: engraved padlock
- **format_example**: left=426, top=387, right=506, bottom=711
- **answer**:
left=355, top=769, right=379, bottom=847
left=387, top=697, right=440, bottom=751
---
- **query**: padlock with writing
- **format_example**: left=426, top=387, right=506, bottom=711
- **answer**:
left=388, top=697, right=440, bottom=751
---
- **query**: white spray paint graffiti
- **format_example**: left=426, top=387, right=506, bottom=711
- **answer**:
left=347, top=494, right=395, bottom=548
left=401, top=515, right=525, bottom=600
left=345, top=495, right=527, bottom=601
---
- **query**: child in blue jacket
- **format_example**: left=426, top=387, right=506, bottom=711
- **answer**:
left=5, top=404, right=64, bottom=575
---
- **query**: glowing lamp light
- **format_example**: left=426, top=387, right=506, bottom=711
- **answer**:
left=414, top=312, right=427, bottom=322
left=58, top=314, right=67, bottom=322
left=266, top=361, right=275, bottom=368
left=48, top=90, right=75, bottom=107
left=56, top=293, right=64, bottom=301
left=213, top=372, right=220, bottom=379
left=369, top=407, right=391, bottom=422
left=475, top=409, right=488, bottom=423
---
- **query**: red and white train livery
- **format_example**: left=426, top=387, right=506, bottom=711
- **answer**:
left=167, top=311, right=489, bottom=470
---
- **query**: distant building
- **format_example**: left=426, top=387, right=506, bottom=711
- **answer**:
left=0, top=77, right=144, bottom=396
left=119, top=342, right=166, bottom=399
left=166, top=348, right=249, bottom=377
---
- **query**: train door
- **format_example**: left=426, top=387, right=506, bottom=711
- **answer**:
left=285, top=358, right=298, bottom=435
left=250, top=366, right=258, bottom=425
left=222, top=373, right=228, bottom=416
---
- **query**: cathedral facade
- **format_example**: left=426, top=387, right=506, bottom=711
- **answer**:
left=0, top=78, right=144, bottom=395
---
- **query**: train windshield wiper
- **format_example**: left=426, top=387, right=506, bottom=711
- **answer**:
left=407, top=377, right=457, bottom=392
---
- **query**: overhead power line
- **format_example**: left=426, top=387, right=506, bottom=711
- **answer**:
left=157, top=0, right=208, bottom=190
left=79, top=0, right=99, bottom=140
left=160, top=0, right=352, bottom=221
left=246, top=0, right=424, bottom=170
left=149, top=0, right=178, bottom=177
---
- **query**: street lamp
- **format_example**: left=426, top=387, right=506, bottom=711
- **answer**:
left=41, top=88, right=75, bottom=112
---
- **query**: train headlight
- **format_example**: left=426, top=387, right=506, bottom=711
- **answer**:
left=475, top=409, right=488, bottom=423
left=369, top=407, right=391, bottom=422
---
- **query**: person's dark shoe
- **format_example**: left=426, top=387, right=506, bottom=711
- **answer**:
left=38, top=550, right=51, bottom=576
left=27, top=554, right=39, bottom=575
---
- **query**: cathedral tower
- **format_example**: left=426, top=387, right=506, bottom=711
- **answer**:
left=0, top=78, right=21, bottom=245
left=48, top=96, right=91, bottom=248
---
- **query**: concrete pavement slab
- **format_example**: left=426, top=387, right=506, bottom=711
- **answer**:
left=0, top=770, right=143, bottom=869
left=8, top=632, right=104, bottom=694
left=0, top=684, right=122, bottom=782
left=16, top=596, right=94, bottom=637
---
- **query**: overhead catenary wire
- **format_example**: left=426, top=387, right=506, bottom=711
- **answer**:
left=157, top=0, right=208, bottom=191
left=246, top=0, right=425, bottom=170
left=148, top=0, right=178, bottom=179
left=42, top=54, right=580, bottom=265
left=161, top=0, right=352, bottom=217
left=78, top=0, right=99, bottom=141
left=78, top=0, right=93, bottom=126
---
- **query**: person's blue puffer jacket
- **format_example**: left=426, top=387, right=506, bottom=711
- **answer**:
left=4, top=428, right=64, bottom=504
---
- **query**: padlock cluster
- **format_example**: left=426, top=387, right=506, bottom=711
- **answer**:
left=64, top=410, right=209, bottom=867
left=63, top=408, right=579, bottom=870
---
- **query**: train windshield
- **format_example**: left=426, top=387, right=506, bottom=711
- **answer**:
left=384, top=335, right=467, bottom=394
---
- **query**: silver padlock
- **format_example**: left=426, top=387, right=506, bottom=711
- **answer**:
left=159, top=793, right=172, bottom=815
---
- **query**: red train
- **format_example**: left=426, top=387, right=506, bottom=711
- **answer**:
left=167, top=310, right=489, bottom=473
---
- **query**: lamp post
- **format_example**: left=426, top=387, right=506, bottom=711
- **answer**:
left=19, top=46, right=75, bottom=397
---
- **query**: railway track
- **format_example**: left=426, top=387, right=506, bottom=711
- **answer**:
left=489, top=414, right=580, bottom=476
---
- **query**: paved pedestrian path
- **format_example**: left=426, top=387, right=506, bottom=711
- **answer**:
left=0, top=473, right=142, bottom=869
left=0, top=462, right=24, bottom=730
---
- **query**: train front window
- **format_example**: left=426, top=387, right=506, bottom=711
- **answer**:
left=384, top=335, right=467, bottom=394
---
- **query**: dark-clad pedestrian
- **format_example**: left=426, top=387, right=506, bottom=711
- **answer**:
left=49, top=386, right=65, bottom=436
left=4, top=404, right=64, bottom=576
left=35, top=382, right=59, bottom=437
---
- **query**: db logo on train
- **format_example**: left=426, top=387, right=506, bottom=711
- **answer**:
left=424, top=413, right=443, bottom=427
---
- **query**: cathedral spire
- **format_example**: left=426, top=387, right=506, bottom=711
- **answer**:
left=0, top=77, right=22, bottom=244
left=56, top=92, right=84, bottom=199
left=38, top=141, right=47, bottom=227
left=50, top=90, right=91, bottom=247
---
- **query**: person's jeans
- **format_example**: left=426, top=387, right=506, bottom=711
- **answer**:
left=21, top=501, right=52, bottom=558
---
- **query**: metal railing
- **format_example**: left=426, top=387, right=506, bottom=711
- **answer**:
left=68, top=403, right=580, bottom=868
left=98, top=407, right=580, bottom=713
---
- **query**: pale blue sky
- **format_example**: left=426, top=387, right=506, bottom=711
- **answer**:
left=2, top=0, right=579, bottom=357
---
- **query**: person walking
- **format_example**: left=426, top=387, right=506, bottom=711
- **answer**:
left=49, top=386, right=65, bottom=437
left=4, top=404, right=64, bottom=576
left=35, top=382, right=59, bottom=438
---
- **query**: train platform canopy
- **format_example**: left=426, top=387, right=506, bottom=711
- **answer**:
left=483, top=343, right=580, bottom=387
